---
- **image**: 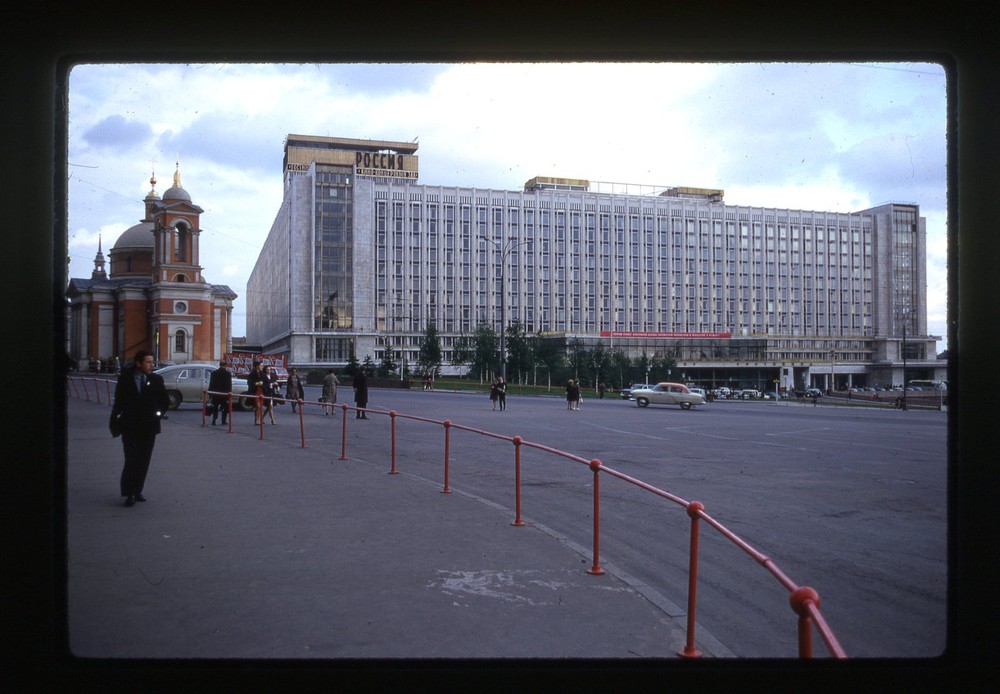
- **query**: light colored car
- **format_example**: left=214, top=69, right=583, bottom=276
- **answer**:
left=621, top=383, right=653, bottom=400
left=632, top=382, right=707, bottom=410
left=155, top=363, right=250, bottom=410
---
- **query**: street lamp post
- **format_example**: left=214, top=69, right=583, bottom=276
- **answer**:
left=483, top=235, right=530, bottom=383
left=830, top=349, right=836, bottom=395
left=901, top=309, right=909, bottom=411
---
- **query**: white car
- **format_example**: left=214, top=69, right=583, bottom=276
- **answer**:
left=632, top=382, right=707, bottom=410
left=155, top=363, right=251, bottom=410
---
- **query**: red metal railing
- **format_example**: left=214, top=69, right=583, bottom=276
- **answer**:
left=68, top=378, right=846, bottom=658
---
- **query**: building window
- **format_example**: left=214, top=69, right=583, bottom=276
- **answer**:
left=316, top=337, right=352, bottom=362
left=174, top=330, right=186, bottom=353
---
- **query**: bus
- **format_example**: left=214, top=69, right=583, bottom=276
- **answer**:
left=908, top=379, right=947, bottom=390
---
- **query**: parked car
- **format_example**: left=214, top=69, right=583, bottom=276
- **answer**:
left=155, top=363, right=251, bottom=410
left=740, top=389, right=762, bottom=400
left=270, top=366, right=289, bottom=388
left=712, top=387, right=732, bottom=399
left=804, top=387, right=823, bottom=398
left=621, top=383, right=653, bottom=400
left=632, top=382, right=706, bottom=410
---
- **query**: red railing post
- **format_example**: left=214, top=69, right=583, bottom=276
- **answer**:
left=389, top=411, right=398, bottom=474
left=339, top=403, right=348, bottom=460
left=227, top=393, right=234, bottom=433
left=586, top=459, right=605, bottom=575
left=83, top=378, right=91, bottom=402
left=298, top=399, right=307, bottom=448
left=201, top=390, right=208, bottom=427
left=106, top=379, right=113, bottom=405
left=257, top=392, right=264, bottom=440
left=512, top=436, right=525, bottom=526
left=68, top=377, right=79, bottom=400
left=441, top=420, right=452, bottom=493
left=678, top=500, right=705, bottom=658
left=94, top=379, right=102, bottom=405
left=790, top=586, right=820, bottom=659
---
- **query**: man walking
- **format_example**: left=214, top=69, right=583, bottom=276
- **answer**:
left=208, top=359, right=233, bottom=425
left=109, top=350, right=170, bottom=507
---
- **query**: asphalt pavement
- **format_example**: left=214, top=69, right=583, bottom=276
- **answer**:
left=65, top=392, right=736, bottom=661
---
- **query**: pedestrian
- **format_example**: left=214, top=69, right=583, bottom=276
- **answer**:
left=208, top=359, right=233, bottom=426
left=247, top=360, right=266, bottom=425
left=108, top=350, right=170, bottom=507
left=262, top=364, right=278, bottom=424
left=321, top=368, right=339, bottom=415
left=496, top=376, right=507, bottom=411
left=566, top=379, right=576, bottom=410
left=353, top=370, right=369, bottom=419
left=490, top=379, right=499, bottom=410
left=285, top=367, right=305, bottom=413
left=598, top=382, right=606, bottom=399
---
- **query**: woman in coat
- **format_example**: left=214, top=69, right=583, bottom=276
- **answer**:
left=321, top=369, right=339, bottom=415
left=261, top=364, right=278, bottom=424
left=285, top=367, right=305, bottom=413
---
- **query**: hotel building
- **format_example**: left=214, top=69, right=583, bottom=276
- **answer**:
left=246, top=134, right=943, bottom=391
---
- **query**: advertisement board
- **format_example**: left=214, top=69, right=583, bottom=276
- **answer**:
left=225, top=351, right=287, bottom=377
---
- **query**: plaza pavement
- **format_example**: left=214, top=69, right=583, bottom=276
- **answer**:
left=64, top=393, right=736, bottom=662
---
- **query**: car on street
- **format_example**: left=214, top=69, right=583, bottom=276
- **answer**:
left=739, top=389, right=762, bottom=399
left=632, top=382, right=707, bottom=410
left=803, top=387, right=823, bottom=398
left=620, top=383, right=653, bottom=400
left=155, top=363, right=251, bottom=410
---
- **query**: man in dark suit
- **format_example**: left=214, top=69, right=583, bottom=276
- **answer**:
left=353, top=370, right=369, bottom=419
left=208, top=359, right=233, bottom=426
left=109, top=350, right=170, bottom=507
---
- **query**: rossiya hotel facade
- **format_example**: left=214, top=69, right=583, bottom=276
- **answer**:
left=246, top=134, right=944, bottom=391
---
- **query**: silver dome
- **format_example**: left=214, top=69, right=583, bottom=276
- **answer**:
left=111, top=221, right=154, bottom=250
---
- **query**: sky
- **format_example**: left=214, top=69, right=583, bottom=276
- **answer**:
left=66, top=62, right=949, bottom=351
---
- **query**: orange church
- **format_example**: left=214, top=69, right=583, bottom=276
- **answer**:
left=66, top=164, right=236, bottom=369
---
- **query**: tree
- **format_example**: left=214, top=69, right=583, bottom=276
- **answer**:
left=471, top=322, right=498, bottom=382
left=568, top=338, right=589, bottom=382
left=377, top=348, right=397, bottom=378
left=590, top=343, right=611, bottom=389
left=417, top=322, right=442, bottom=379
left=344, top=343, right=360, bottom=377
left=361, top=355, right=377, bottom=377
left=450, top=332, right=473, bottom=376
left=533, top=335, right=564, bottom=388
left=504, top=318, right=530, bottom=384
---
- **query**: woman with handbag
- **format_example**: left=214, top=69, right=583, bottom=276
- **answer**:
left=285, top=367, right=305, bottom=413
left=261, top=364, right=278, bottom=424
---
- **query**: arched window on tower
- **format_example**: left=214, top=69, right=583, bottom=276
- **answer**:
left=176, top=224, right=188, bottom=262
left=174, top=330, right=186, bottom=353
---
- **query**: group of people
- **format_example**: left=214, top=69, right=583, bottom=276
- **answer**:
left=565, top=379, right=583, bottom=410
left=109, top=350, right=374, bottom=508
left=489, top=376, right=507, bottom=411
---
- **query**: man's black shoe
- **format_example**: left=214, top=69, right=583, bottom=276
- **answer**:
left=135, top=494, right=147, bottom=502
left=124, top=496, right=136, bottom=507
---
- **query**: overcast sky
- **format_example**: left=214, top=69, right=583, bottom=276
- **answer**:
left=66, top=62, right=948, bottom=351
